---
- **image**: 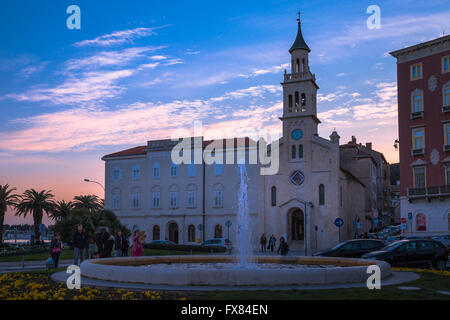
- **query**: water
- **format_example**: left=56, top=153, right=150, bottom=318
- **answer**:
left=237, top=164, right=251, bottom=267
left=144, top=263, right=342, bottom=270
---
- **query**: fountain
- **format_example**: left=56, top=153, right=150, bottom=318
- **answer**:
left=78, top=164, right=392, bottom=288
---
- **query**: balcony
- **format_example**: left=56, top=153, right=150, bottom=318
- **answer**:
left=411, top=148, right=424, bottom=156
left=444, top=144, right=450, bottom=153
left=410, top=111, right=424, bottom=119
left=442, top=105, right=450, bottom=114
left=284, top=71, right=316, bottom=82
left=407, top=185, right=450, bottom=201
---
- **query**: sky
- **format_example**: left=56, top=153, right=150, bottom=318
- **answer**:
left=1, top=0, right=449, bottom=225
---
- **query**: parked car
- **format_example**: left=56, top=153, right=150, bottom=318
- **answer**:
left=432, top=234, right=450, bottom=248
left=149, top=240, right=176, bottom=245
left=386, top=236, right=404, bottom=244
left=361, top=239, right=449, bottom=270
left=313, top=239, right=387, bottom=258
left=201, top=238, right=232, bottom=249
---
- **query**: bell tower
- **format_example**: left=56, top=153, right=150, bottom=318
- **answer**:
left=281, top=12, right=320, bottom=141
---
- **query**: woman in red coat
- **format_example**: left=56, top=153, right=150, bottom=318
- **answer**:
left=132, top=230, right=145, bottom=256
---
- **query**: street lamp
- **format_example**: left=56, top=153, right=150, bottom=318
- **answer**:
left=83, top=178, right=105, bottom=191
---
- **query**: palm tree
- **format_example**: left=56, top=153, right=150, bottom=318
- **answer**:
left=0, top=184, right=20, bottom=244
left=15, top=189, right=55, bottom=243
left=49, top=200, right=74, bottom=221
left=73, top=195, right=103, bottom=213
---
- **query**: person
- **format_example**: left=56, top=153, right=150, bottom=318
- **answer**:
left=277, top=237, right=289, bottom=256
left=121, top=233, right=130, bottom=256
left=50, top=233, right=62, bottom=268
left=88, top=237, right=98, bottom=259
left=260, top=234, right=267, bottom=252
left=72, top=224, right=87, bottom=265
left=101, top=227, right=115, bottom=258
left=268, top=235, right=276, bottom=252
left=114, top=230, right=123, bottom=257
left=132, top=229, right=145, bottom=257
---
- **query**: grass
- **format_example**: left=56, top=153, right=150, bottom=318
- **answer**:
left=205, top=272, right=450, bottom=300
left=0, top=247, right=209, bottom=263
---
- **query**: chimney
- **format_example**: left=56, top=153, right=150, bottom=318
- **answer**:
left=365, top=142, right=372, bottom=150
left=350, top=136, right=356, bottom=144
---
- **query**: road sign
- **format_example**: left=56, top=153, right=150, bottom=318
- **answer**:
left=225, top=220, right=232, bottom=228
left=334, top=218, right=344, bottom=228
left=401, top=217, right=406, bottom=224
left=401, top=223, right=407, bottom=230
left=408, top=212, right=412, bottom=220
left=374, top=218, right=379, bottom=226
left=373, top=210, right=378, bottom=218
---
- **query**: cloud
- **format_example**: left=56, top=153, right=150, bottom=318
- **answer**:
left=19, top=62, right=48, bottom=79
left=73, top=27, right=167, bottom=47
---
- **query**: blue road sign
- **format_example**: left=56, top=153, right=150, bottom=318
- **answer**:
left=334, top=218, right=344, bottom=228
left=373, top=217, right=379, bottom=226
left=408, top=212, right=413, bottom=220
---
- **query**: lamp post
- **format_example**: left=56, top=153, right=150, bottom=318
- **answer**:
left=83, top=178, right=105, bottom=191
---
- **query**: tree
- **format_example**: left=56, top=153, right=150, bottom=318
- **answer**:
left=49, top=200, right=74, bottom=222
left=0, top=184, right=20, bottom=244
left=15, top=189, right=55, bottom=244
left=73, top=195, right=103, bottom=213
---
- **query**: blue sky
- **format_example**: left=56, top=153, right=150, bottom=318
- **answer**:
left=1, top=0, right=449, bottom=224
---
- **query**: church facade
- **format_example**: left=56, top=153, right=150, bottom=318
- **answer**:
left=102, top=20, right=374, bottom=251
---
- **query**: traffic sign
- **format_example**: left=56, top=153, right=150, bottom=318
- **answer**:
left=374, top=218, right=379, bottom=226
left=401, top=217, right=406, bottom=224
left=408, top=212, right=412, bottom=220
left=225, top=220, right=232, bottom=228
left=334, top=218, right=344, bottom=228
left=401, top=223, right=407, bottom=230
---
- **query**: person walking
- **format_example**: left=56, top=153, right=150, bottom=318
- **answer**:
left=260, top=234, right=267, bottom=253
left=101, top=227, right=114, bottom=258
left=277, top=237, right=289, bottom=256
left=114, top=230, right=123, bottom=257
left=50, top=232, right=62, bottom=268
left=72, top=224, right=87, bottom=265
left=268, top=235, right=276, bottom=252
left=132, top=229, right=144, bottom=257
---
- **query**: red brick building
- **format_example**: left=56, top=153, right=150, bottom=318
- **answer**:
left=390, top=35, right=450, bottom=235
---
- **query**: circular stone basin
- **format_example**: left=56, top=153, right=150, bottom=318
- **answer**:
left=80, top=255, right=391, bottom=286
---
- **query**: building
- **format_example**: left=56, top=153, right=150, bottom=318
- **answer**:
left=390, top=35, right=450, bottom=235
left=102, top=18, right=387, bottom=251
left=340, top=136, right=391, bottom=230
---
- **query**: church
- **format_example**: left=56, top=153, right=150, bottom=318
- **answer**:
left=102, top=18, right=377, bottom=251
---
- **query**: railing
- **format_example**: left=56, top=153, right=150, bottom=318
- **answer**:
left=410, top=111, right=424, bottom=119
left=407, top=185, right=450, bottom=199
left=442, top=105, right=450, bottom=113
left=411, top=148, right=424, bottom=156
left=284, top=71, right=316, bottom=82
left=444, top=144, right=450, bottom=152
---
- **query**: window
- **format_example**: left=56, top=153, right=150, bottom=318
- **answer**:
left=412, top=94, right=423, bottom=112
left=319, top=184, right=325, bottom=206
left=289, top=170, right=305, bottom=186
left=445, top=123, right=450, bottom=146
left=288, top=95, right=293, bottom=112
left=298, top=144, right=303, bottom=159
left=112, top=190, right=120, bottom=210
left=416, top=214, right=426, bottom=231
left=152, top=192, right=160, bottom=209
left=444, top=88, right=450, bottom=106
left=170, top=163, right=178, bottom=177
left=301, top=93, right=306, bottom=107
left=132, top=165, right=140, bottom=180
left=153, top=163, right=160, bottom=178
left=271, top=186, right=276, bottom=207
left=413, top=167, right=425, bottom=187
left=443, top=55, right=450, bottom=73
left=111, top=166, right=122, bottom=181
left=296, top=58, right=300, bottom=73
left=214, top=163, right=223, bottom=176
left=169, top=192, right=178, bottom=208
left=412, top=128, right=424, bottom=150
left=152, top=225, right=160, bottom=240
left=214, top=190, right=223, bottom=208
left=295, top=92, right=299, bottom=111
left=446, top=166, right=450, bottom=185
left=188, top=163, right=196, bottom=177
left=214, top=224, right=223, bottom=238
left=187, top=191, right=197, bottom=208
left=132, top=191, right=140, bottom=209
left=188, top=225, right=196, bottom=242
left=291, top=145, right=296, bottom=159
left=410, top=63, right=422, bottom=80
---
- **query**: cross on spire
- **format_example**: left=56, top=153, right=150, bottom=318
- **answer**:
left=297, top=10, right=301, bottom=23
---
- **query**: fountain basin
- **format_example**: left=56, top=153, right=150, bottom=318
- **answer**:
left=80, top=255, right=391, bottom=286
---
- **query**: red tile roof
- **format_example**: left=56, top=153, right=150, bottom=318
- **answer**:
left=103, top=146, right=147, bottom=158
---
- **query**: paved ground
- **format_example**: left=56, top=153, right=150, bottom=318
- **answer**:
left=51, top=270, right=420, bottom=291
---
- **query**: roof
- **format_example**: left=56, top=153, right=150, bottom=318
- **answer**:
left=389, top=34, right=450, bottom=58
left=102, top=146, right=147, bottom=159
left=289, top=21, right=310, bottom=53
